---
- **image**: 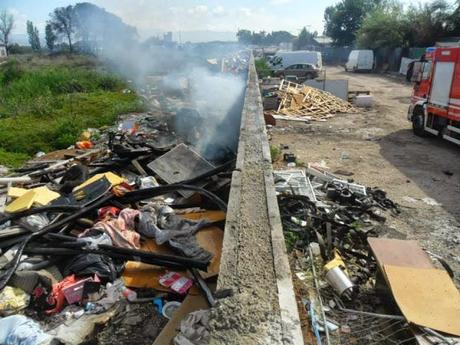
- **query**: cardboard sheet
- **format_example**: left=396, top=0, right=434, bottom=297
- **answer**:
left=384, top=265, right=460, bottom=336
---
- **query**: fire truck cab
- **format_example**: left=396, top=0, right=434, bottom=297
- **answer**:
left=407, top=46, right=460, bottom=145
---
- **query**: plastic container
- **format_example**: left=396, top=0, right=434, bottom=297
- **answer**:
left=162, top=301, right=181, bottom=320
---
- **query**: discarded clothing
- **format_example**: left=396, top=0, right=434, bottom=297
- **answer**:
left=173, top=310, right=210, bottom=345
left=138, top=205, right=213, bottom=261
left=0, top=315, right=54, bottom=345
left=61, top=253, right=120, bottom=283
left=76, top=232, right=113, bottom=250
left=82, top=208, right=141, bottom=249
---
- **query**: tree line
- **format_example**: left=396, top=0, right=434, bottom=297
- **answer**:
left=325, top=0, right=460, bottom=48
left=0, top=2, right=137, bottom=55
left=237, top=28, right=319, bottom=50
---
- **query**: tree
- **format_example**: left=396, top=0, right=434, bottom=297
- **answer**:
left=269, top=31, right=295, bottom=45
left=72, top=2, right=138, bottom=53
left=406, top=0, right=453, bottom=46
left=45, top=24, right=56, bottom=51
left=451, top=0, right=460, bottom=35
left=237, top=29, right=253, bottom=44
left=237, top=29, right=294, bottom=46
left=0, top=10, right=14, bottom=54
left=294, top=27, right=317, bottom=50
left=355, top=5, right=409, bottom=49
left=27, top=21, right=41, bottom=52
left=324, top=0, right=383, bottom=46
left=49, top=5, right=75, bottom=52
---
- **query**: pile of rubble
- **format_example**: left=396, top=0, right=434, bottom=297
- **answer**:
left=274, top=164, right=460, bottom=344
left=264, top=80, right=356, bottom=121
left=0, top=51, right=249, bottom=345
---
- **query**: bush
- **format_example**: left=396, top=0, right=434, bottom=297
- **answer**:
left=255, top=58, right=273, bottom=79
left=0, top=60, right=23, bottom=85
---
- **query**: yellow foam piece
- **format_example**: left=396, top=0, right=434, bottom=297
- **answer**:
left=75, top=172, right=125, bottom=191
left=32, top=186, right=60, bottom=206
left=5, top=186, right=60, bottom=213
left=7, top=187, right=28, bottom=199
left=5, top=190, right=37, bottom=213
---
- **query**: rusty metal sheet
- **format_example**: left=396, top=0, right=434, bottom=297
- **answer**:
left=367, top=238, right=433, bottom=270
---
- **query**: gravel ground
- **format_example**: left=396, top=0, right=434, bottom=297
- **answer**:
left=269, top=66, right=460, bottom=284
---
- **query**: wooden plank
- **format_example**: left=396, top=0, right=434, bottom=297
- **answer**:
left=367, top=238, right=433, bottom=270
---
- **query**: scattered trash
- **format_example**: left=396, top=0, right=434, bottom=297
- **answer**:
left=0, top=315, right=54, bottom=345
left=422, top=197, right=441, bottom=206
left=283, top=153, right=296, bottom=163
left=159, top=272, right=193, bottom=295
left=352, top=94, right=374, bottom=107
left=0, top=286, right=30, bottom=314
left=162, top=301, right=182, bottom=320
left=0, top=51, right=245, bottom=343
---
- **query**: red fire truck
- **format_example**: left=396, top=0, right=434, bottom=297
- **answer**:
left=407, top=46, right=460, bottom=145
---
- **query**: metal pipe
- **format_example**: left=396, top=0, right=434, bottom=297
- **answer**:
left=309, top=245, right=331, bottom=344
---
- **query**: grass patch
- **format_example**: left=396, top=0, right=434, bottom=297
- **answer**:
left=0, top=57, right=145, bottom=167
left=255, top=58, right=274, bottom=79
left=270, top=145, right=281, bottom=162
left=0, top=149, right=30, bottom=168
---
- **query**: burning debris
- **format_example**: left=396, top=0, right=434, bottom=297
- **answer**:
left=0, top=51, right=249, bottom=345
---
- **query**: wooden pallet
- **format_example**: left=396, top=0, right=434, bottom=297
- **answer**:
left=274, top=80, right=357, bottom=120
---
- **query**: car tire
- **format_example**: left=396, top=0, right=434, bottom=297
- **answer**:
left=412, top=108, right=427, bottom=137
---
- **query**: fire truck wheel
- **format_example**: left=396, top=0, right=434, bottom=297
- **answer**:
left=412, top=110, right=426, bottom=137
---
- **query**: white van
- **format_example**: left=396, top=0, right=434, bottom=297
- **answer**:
left=270, top=51, right=323, bottom=71
left=345, top=50, right=374, bottom=72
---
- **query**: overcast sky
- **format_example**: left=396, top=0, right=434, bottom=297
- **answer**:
left=2, top=0, right=453, bottom=42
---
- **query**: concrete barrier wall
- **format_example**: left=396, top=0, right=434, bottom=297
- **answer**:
left=210, top=53, right=303, bottom=345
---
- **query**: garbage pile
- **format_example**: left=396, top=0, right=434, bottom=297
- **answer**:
left=264, top=80, right=356, bottom=121
left=275, top=164, right=460, bottom=344
left=0, top=52, right=249, bottom=345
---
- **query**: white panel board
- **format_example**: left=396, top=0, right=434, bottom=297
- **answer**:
left=430, top=62, right=454, bottom=107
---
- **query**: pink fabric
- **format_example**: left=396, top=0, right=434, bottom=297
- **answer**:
left=82, top=208, right=141, bottom=249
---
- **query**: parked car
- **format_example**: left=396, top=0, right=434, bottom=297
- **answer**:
left=274, top=63, right=320, bottom=80
left=345, top=50, right=374, bottom=72
left=270, top=51, right=323, bottom=70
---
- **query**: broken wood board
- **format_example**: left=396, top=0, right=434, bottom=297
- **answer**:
left=384, top=265, right=460, bottom=336
left=122, top=226, right=223, bottom=291
left=147, top=143, right=215, bottom=197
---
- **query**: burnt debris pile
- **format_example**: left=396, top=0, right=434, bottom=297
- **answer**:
left=0, top=51, right=249, bottom=345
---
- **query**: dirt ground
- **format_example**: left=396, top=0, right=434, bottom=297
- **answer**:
left=269, top=66, right=460, bottom=283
